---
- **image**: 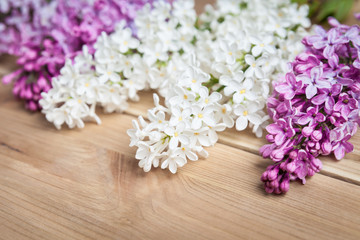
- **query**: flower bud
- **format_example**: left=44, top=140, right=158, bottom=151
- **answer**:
left=267, top=97, right=279, bottom=108
left=289, top=150, right=298, bottom=159
left=13, top=83, right=21, bottom=95
left=274, top=188, right=282, bottom=194
left=302, top=126, right=314, bottom=137
left=270, top=149, right=285, bottom=162
left=37, top=76, right=48, bottom=89
left=311, top=130, right=322, bottom=142
left=261, top=171, right=269, bottom=181
left=307, top=141, right=315, bottom=148
left=27, top=101, right=38, bottom=111
left=24, top=86, right=33, bottom=100
left=286, top=161, right=296, bottom=173
left=33, top=94, right=41, bottom=101
left=43, top=84, right=51, bottom=92
left=266, top=134, right=275, bottom=143
left=280, top=180, right=290, bottom=193
left=269, top=179, right=279, bottom=189
left=32, top=83, right=41, bottom=94
left=25, top=49, right=37, bottom=60
left=280, top=162, right=287, bottom=171
left=265, top=187, right=274, bottom=194
left=24, top=62, right=35, bottom=71
left=307, top=168, right=315, bottom=177
left=321, top=141, right=332, bottom=155
left=351, top=82, right=360, bottom=93
left=260, top=144, right=275, bottom=158
left=2, top=69, right=22, bottom=84
left=19, top=87, right=27, bottom=99
left=267, top=167, right=279, bottom=181
left=43, top=39, right=53, bottom=48
left=310, top=158, right=322, bottom=172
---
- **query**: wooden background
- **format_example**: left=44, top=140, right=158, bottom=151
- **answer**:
left=1, top=1, right=360, bottom=239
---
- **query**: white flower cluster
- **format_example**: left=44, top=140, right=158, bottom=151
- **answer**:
left=128, top=63, right=232, bottom=173
left=39, top=21, right=139, bottom=129
left=40, top=0, right=198, bottom=129
left=193, top=0, right=310, bottom=137
left=40, top=0, right=311, bottom=172
left=128, top=0, right=311, bottom=173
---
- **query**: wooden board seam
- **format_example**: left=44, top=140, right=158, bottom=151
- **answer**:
left=122, top=110, right=360, bottom=187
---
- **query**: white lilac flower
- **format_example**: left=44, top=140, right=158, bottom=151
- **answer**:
left=244, top=55, right=266, bottom=79
left=160, top=150, right=187, bottom=174
left=164, top=122, right=190, bottom=149
left=226, top=78, right=257, bottom=103
left=129, top=64, right=230, bottom=173
left=234, top=102, right=263, bottom=131
left=169, top=107, right=191, bottom=126
left=215, top=41, right=241, bottom=65
left=250, top=36, right=276, bottom=57
left=41, top=0, right=311, bottom=173
left=214, top=104, right=234, bottom=128
left=40, top=22, right=138, bottom=129
left=111, top=27, right=139, bottom=53
left=128, top=0, right=310, bottom=173
left=40, top=1, right=198, bottom=129
left=191, top=105, right=216, bottom=130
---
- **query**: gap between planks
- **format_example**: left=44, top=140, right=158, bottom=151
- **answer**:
left=1, top=58, right=360, bottom=186
left=123, top=91, right=360, bottom=187
left=1, top=98, right=360, bottom=239
left=124, top=107, right=360, bottom=187
left=0, top=80, right=359, bottom=187
left=0, top=102, right=359, bottom=192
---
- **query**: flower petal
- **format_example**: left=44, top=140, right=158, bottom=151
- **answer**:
left=236, top=116, right=248, bottom=131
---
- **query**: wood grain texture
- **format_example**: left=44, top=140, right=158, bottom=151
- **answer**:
left=126, top=92, right=360, bottom=185
left=1, top=102, right=360, bottom=240
left=1, top=1, right=360, bottom=239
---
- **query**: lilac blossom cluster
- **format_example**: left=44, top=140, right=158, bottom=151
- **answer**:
left=261, top=18, right=360, bottom=194
left=0, top=0, right=54, bottom=55
left=1, top=0, right=151, bottom=111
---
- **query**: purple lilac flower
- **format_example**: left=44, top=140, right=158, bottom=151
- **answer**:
left=311, top=84, right=342, bottom=114
left=1, top=0, right=153, bottom=111
left=261, top=19, right=360, bottom=194
left=275, top=73, right=303, bottom=100
left=0, top=0, right=54, bottom=55
left=266, top=118, right=296, bottom=146
left=296, top=106, right=325, bottom=125
left=297, top=66, right=332, bottom=99
left=333, top=93, right=358, bottom=119
left=332, top=134, right=354, bottom=160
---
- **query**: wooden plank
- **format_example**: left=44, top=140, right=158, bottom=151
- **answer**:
left=0, top=56, right=18, bottom=104
left=1, top=74, right=359, bottom=186
left=0, top=106, right=360, bottom=239
left=0, top=55, right=17, bottom=73
left=125, top=91, right=360, bottom=185
left=195, top=0, right=216, bottom=13
left=1, top=2, right=360, bottom=238
left=1, top=58, right=359, bottom=185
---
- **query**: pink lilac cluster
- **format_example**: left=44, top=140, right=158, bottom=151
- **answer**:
left=0, top=0, right=53, bottom=55
left=1, top=0, right=151, bottom=111
left=260, top=18, right=360, bottom=194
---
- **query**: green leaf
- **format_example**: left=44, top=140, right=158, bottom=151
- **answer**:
left=308, top=1, right=321, bottom=18
left=291, top=0, right=308, bottom=4
left=316, top=0, right=338, bottom=22
left=334, top=0, right=354, bottom=21
left=292, top=0, right=354, bottom=23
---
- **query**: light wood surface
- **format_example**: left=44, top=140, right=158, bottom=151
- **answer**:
left=1, top=1, right=360, bottom=239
